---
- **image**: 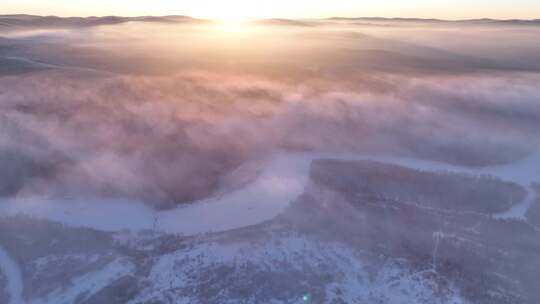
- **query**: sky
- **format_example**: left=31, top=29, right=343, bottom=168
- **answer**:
left=2, top=0, right=540, bottom=20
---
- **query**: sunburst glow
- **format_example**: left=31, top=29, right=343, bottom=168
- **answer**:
left=212, top=20, right=257, bottom=35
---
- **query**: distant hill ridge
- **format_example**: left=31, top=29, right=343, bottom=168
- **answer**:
left=0, top=14, right=208, bottom=28
left=327, top=16, right=540, bottom=25
left=0, top=14, right=539, bottom=29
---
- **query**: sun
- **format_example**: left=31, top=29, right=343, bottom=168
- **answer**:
left=195, top=1, right=266, bottom=35
left=212, top=20, right=255, bottom=35
left=128, top=0, right=309, bottom=23
left=191, top=1, right=264, bottom=22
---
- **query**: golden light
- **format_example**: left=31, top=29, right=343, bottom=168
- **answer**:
left=211, top=20, right=259, bottom=36
left=184, top=0, right=267, bottom=22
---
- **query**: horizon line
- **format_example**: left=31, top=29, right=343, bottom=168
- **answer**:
left=1, top=13, right=539, bottom=22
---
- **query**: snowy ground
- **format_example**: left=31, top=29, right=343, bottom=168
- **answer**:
left=30, top=258, right=134, bottom=304
left=0, top=150, right=538, bottom=235
left=134, top=235, right=469, bottom=304
left=0, top=245, right=23, bottom=304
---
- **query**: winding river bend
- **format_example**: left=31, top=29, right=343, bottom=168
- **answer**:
left=0, top=151, right=538, bottom=236
left=0, top=244, right=24, bottom=304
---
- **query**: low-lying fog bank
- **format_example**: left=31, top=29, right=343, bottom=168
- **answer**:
left=1, top=17, right=539, bottom=207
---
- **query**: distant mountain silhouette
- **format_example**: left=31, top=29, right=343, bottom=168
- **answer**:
left=1, top=15, right=539, bottom=30
left=327, top=17, right=540, bottom=26
left=0, top=14, right=208, bottom=29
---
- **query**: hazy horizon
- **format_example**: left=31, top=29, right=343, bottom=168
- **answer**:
left=1, top=13, right=540, bottom=21
left=2, top=0, right=540, bottom=20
